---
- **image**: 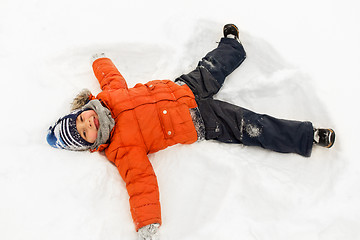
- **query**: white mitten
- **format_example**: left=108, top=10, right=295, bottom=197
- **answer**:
left=91, top=53, right=106, bottom=63
left=138, top=223, right=160, bottom=240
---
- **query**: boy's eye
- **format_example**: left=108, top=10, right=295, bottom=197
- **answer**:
left=83, top=131, right=86, bottom=138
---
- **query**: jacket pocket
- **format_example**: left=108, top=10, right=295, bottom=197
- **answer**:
left=159, top=108, right=175, bottom=139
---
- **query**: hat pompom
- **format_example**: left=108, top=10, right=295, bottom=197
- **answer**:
left=71, top=89, right=92, bottom=111
left=46, top=127, right=59, bottom=148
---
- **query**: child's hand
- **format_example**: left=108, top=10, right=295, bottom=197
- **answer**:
left=138, top=223, right=160, bottom=240
left=91, top=53, right=106, bottom=63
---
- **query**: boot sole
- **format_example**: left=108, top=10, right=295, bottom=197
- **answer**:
left=326, top=129, right=335, bottom=148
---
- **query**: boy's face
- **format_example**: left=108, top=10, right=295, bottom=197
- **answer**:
left=76, top=110, right=99, bottom=144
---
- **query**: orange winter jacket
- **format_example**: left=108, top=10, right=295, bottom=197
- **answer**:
left=91, top=58, right=198, bottom=231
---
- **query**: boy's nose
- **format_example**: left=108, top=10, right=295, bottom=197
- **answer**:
left=87, top=118, right=92, bottom=128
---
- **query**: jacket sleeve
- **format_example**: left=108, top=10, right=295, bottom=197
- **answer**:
left=113, top=146, right=162, bottom=231
left=92, top=57, right=128, bottom=90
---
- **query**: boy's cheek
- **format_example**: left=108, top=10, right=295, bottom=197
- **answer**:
left=90, top=130, right=98, bottom=143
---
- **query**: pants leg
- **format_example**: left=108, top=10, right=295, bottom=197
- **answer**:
left=199, top=37, right=247, bottom=87
left=197, top=99, right=314, bottom=157
left=175, top=38, right=246, bottom=99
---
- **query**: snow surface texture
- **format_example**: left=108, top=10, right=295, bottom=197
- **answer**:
left=1, top=0, right=359, bottom=239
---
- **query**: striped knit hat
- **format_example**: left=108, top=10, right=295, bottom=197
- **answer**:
left=46, top=110, right=92, bottom=151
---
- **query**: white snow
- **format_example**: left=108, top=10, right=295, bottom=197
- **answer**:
left=1, top=0, right=359, bottom=239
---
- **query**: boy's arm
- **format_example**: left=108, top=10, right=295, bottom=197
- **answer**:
left=92, top=54, right=128, bottom=90
left=113, top=147, right=162, bottom=232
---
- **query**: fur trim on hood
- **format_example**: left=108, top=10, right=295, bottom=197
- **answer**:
left=71, top=89, right=92, bottom=111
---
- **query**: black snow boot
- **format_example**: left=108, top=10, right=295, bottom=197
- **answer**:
left=223, top=24, right=239, bottom=40
left=313, top=128, right=336, bottom=148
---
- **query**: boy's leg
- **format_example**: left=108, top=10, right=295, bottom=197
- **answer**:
left=199, top=38, right=246, bottom=87
left=197, top=99, right=314, bottom=157
left=175, top=38, right=246, bottom=99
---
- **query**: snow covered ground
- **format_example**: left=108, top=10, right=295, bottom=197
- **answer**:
left=1, top=0, right=359, bottom=239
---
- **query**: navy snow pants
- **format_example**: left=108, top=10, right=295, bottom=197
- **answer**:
left=175, top=38, right=314, bottom=157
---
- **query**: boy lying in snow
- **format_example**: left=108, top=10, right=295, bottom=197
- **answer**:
left=47, top=24, right=335, bottom=239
